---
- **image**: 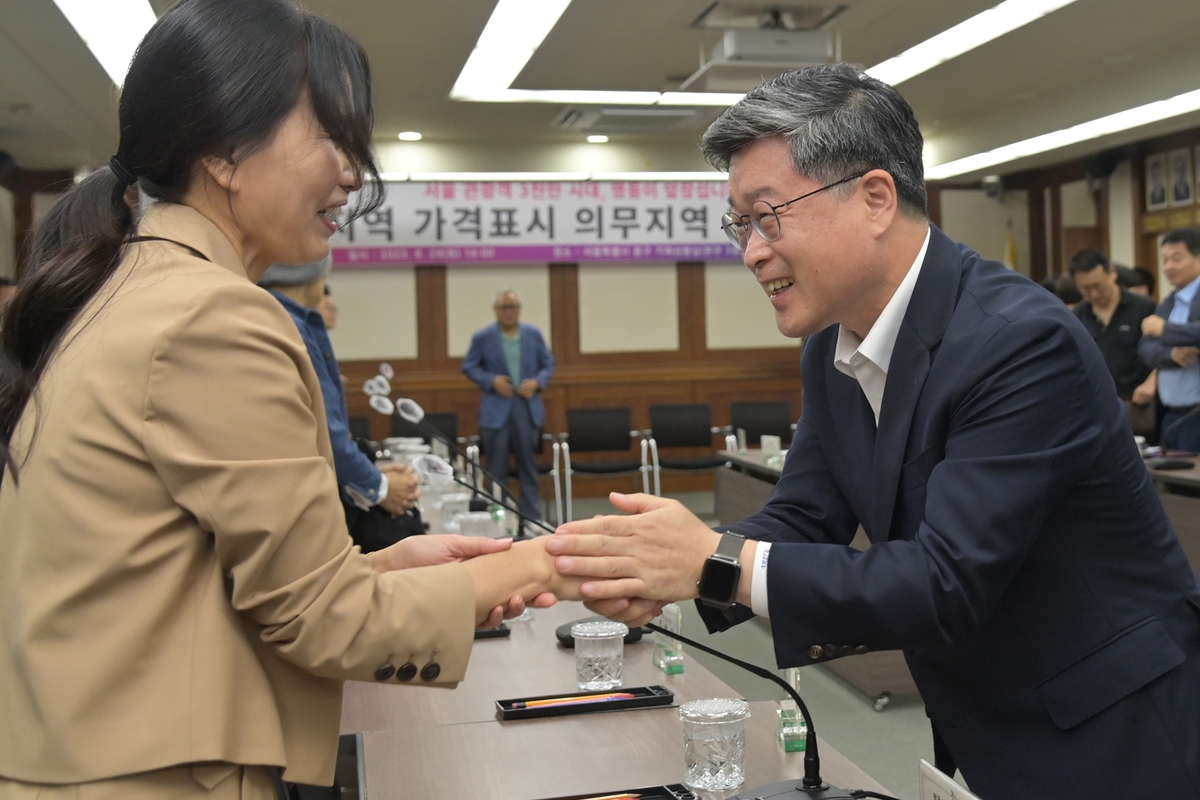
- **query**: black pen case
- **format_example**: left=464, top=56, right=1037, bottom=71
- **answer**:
left=495, top=685, right=674, bottom=720
left=536, top=784, right=698, bottom=800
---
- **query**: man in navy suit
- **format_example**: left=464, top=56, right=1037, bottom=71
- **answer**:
left=462, top=289, right=555, bottom=521
left=548, top=64, right=1200, bottom=798
left=1139, top=228, right=1200, bottom=451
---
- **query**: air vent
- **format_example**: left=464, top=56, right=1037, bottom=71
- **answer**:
left=554, top=106, right=704, bottom=134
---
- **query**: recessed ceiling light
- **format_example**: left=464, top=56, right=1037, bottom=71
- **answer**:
left=865, top=0, right=1080, bottom=86
left=52, top=0, right=157, bottom=87
left=586, top=135, right=609, bottom=144
left=398, top=131, right=423, bottom=141
left=926, top=85, right=1200, bottom=179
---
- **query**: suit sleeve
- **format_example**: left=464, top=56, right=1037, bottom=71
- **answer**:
left=142, top=282, right=475, bottom=683
left=1139, top=298, right=1180, bottom=369
left=761, top=316, right=1106, bottom=667
left=534, top=329, right=555, bottom=388
left=461, top=331, right=496, bottom=391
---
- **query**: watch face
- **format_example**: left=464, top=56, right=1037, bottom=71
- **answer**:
left=699, top=558, right=740, bottom=606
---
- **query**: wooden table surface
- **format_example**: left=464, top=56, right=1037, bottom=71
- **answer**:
left=1148, top=459, right=1200, bottom=489
left=341, top=601, right=732, bottom=733
left=358, top=700, right=891, bottom=800
left=718, top=448, right=785, bottom=478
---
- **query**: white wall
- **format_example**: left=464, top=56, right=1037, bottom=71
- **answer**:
left=578, top=264, right=678, bottom=353
left=325, top=269, right=419, bottom=360
left=1107, top=160, right=1137, bottom=267
left=704, top=261, right=798, bottom=349
left=446, top=266, right=552, bottom=357
left=940, top=189, right=1031, bottom=275
left=1060, top=180, right=1096, bottom=227
left=0, top=186, right=13, bottom=280
left=32, top=191, right=60, bottom=226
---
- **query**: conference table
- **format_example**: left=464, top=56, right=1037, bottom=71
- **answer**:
left=339, top=600, right=891, bottom=799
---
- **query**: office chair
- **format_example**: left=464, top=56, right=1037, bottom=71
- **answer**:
left=643, top=403, right=728, bottom=496
left=729, top=400, right=795, bottom=447
left=556, top=407, right=650, bottom=521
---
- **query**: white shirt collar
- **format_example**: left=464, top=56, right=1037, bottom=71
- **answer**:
left=834, top=227, right=931, bottom=424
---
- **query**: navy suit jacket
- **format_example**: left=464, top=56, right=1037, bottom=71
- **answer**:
left=1137, top=286, right=1200, bottom=371
left=702, top=227, right=1200, bottom=798
left=461, top=322, right=555, bottom=429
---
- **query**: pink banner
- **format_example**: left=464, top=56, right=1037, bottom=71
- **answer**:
left=332, top=242, right=740, bottom=268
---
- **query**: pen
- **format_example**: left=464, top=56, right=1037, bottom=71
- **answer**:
left=575, top=794, right=641, bottom=800
left=512, top=692, right=635, bottom=709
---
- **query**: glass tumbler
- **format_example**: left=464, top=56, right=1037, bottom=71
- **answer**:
left=570, top=620, right=627, bottom=691
left=679, top=697, right=750, bottom=792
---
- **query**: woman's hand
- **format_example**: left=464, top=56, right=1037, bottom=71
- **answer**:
left=368, top=534, right=514, bottom=573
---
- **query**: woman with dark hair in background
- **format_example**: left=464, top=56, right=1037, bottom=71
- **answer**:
left=0, top=2, right=577, bottom=797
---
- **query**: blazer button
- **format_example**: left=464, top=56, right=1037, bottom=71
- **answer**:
left=838, top=645, right=855, bottom=658
left=822, top=644, right=838, bottom=659
left=396, top=662, right=418, bottom=682
left=808, top=645, right=824, bottom=660
left=420, top=662, right=442, bottom=682
left=854, top=645, right=870, bottom=655
left=373, top=663, right=396, bottom=682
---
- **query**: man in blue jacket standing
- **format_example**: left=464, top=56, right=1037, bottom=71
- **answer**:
left=462, top=289, right=555, bottom=521
left=1139, top=228, right=1200, bottom=451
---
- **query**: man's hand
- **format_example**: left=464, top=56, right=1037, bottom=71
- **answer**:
left=546, top=492, right=721, bottom=604
left=1171, top=346, right=1200, bottom=367
left=517, top=378, right=540, bottom=399
left=1132, top=370, right=1157, bottom=406
left=492, top=375, right=514, bottom=397
left=1142, top=315, right=1166, bottom=337
left=378, top=463, right=420, bottom=514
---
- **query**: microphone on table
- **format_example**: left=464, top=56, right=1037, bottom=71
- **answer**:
left=409, top=453, right=554, bottom=537
left=643, top=624, right=902, bottom=800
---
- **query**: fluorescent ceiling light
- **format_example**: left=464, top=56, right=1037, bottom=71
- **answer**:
left=451, top=0, right=573, bottom=99
left=52, top=0, right=157, bottom=87
left=398, top=131, right=423, bottom=141
left=453, top=88, right=662, bottom=105
left=586, top=135, right=609, bottom=143
left=658, top=92, right=745, bottom=107
left=866, top=0, right=1079, bottom=86
left=926, top=86, right=1200, bottom=179
left=379, top=172, right=410, bottom=182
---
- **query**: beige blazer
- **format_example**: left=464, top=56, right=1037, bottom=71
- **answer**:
left=0, top=203, right=475, bottom=785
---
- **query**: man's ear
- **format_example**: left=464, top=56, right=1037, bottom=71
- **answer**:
left=861, top=169, right=898, bottom=237
left=200, top=154, right=238, bottom=192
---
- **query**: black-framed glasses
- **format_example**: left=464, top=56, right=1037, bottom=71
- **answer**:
left=720, top=173, right=865, bottom=252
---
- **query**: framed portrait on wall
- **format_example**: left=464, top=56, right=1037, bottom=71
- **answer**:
left=1169, top=147, right=1193, bottom=207
left=1146, top=153, right=1168, bottom=211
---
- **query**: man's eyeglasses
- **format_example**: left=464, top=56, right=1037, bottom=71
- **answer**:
left=720, top=174, right=865, bottom=252
left=494, top=304, right=521, bottom=311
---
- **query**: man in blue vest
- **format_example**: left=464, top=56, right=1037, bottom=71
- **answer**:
left=462, top=289, right=555, bottom=521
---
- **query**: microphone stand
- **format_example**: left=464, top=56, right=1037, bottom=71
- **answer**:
left=397, top=407, right=554, bottom=537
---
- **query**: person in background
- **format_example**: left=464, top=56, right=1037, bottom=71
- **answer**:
left=0, top=2, right=580, bottom=796
left=549, top=64, right=1200, bottom=799
left=260, top=258, right=422, bottom=552
left=1140, top=228, right=1200, bottom=451
left=1116, top=264, right=1157, bottom=297
left=1054, top=271, right=1082, bottom=308
left=319, top=282, right=338, bottom=329
left=462, top=289, right=555, bottom=522
left=1069, top=248, right=1157, bottom=432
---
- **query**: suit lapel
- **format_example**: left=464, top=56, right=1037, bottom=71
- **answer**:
left=488, top=324, right=510, bottom=377
left=867, top=226, right=961, bottom=542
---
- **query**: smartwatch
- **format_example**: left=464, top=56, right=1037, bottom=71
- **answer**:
left=697, top=532, right=746, bottom=610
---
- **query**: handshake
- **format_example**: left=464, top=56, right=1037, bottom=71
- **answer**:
left=370, top=493, right=748, bottom=630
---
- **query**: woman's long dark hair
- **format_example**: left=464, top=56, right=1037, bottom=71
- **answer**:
left=0, top=0, right=383, bottom=480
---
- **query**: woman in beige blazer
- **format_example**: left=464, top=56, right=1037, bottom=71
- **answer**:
left=0, top=2, right=580, bottom=798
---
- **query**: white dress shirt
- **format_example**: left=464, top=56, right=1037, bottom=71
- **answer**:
left=747, top=227, right=931, bottom=618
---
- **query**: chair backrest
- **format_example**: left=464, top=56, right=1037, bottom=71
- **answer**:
left=566, top=407, right=634, bottom=452
left=390, top=411, right=458, bottom=445
left=348, top=415, right=372, bottom=441
left=730, top=400, right=793, bottom=445
left=649, top=403, right=714, bottom=448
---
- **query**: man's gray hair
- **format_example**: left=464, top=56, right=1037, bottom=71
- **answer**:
left=492, top=288, right=521, bottom=306
left=701, top=63, right=927, bottom=217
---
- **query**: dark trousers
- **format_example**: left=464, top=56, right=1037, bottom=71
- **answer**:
left=1162, top=406, right=1200, bottom=452
left=481, top=397, right=542, bottom=521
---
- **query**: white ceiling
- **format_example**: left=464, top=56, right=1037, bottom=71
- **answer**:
left=2, top=0, right=1199, bottom=181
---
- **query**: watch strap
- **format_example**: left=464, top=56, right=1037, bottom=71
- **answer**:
left=715, top=531, right=745, bottom=561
